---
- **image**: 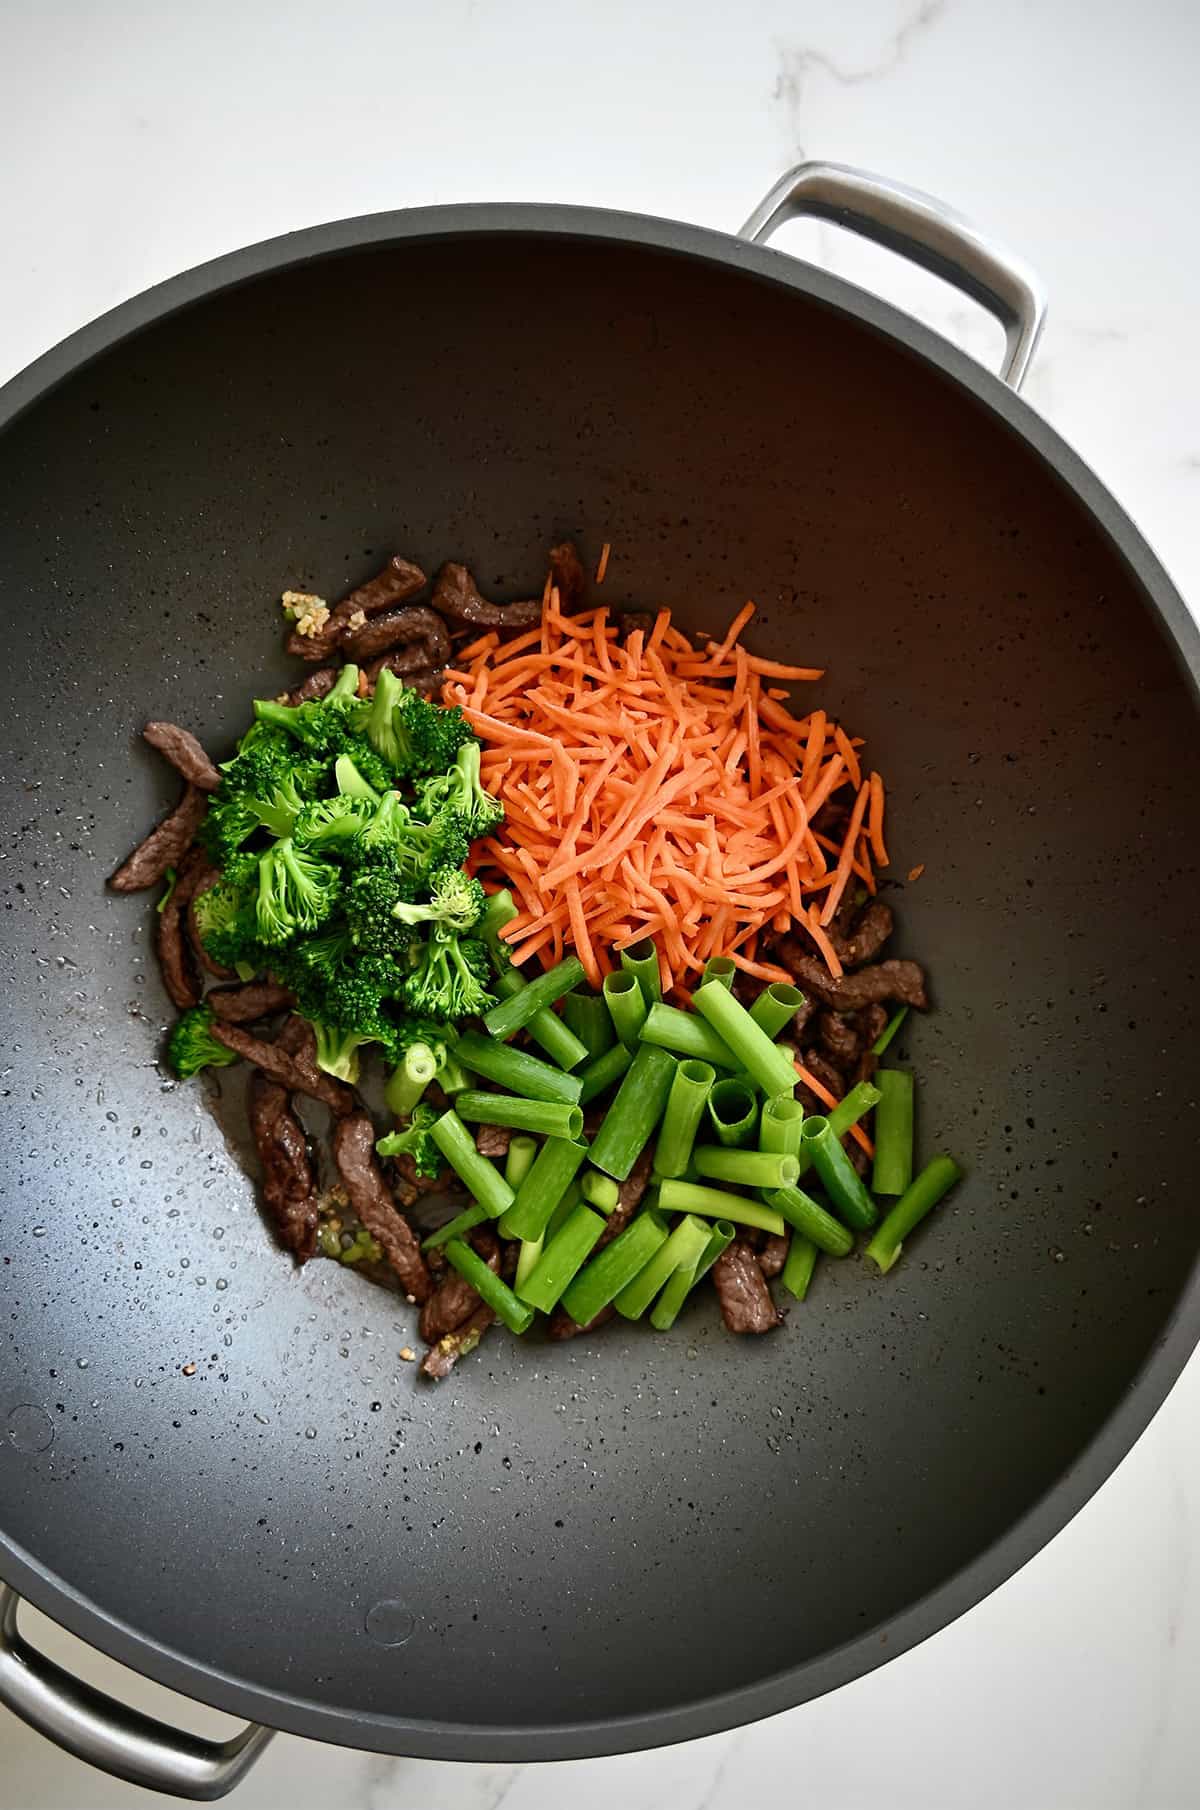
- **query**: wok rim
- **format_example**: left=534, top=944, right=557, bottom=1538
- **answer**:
left=1, top=200, right=1198, bottom=1760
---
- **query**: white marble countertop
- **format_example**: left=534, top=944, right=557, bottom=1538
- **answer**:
left=2, top=2, right=1198, bottom=1805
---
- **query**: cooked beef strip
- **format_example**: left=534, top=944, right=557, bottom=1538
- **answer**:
left=248, top=1070, right=319, bottom=1262
left=210, top=1017, right=354, bottom=1116
left=142, top=721, right=221, bottom=791
left=858, top=1002, right=889, bottom=1049
left=595, top=1144, right=654, bottom=1250
left=615, top=609, right=656, bottom=644
left=790, top=994, right=817, bottom=1039
left=333, top=1112, right=432, bottom=1302
left=389, top=1152, right=462, bottom=1210
left=109, top=784, right=208, bottom=892
left=363, top=652, right=439, bottom=695
left=499, top=1239, right=519, bottom=1281
left=474, top=1122, right=512, bottom=1160
left=548, top=1304, right=616, bottom=1340
left=286, top=556, right=427, bottom=660
left=153, top=846, right=210, bottom=1009
left=712, top=1239, right=782, bottom=1334
left=340, top=604, right=450, bottom=666
left=818, top=1011, right=864, bottom=1068
left=285, top=665, right=340, bottom=705
left=429, top=562, right=542, bottom=630
left=421, top=1305, right=494, bottom=1378
left=774, top=942, right=929, bottom=1012
left=548, top=541, right=586, bottom=612
left=759, top=1233, right=789, bottom=1279
left=802, top=1048, right=850, bottom=1100
left=207, top=980, right=296, bottom=1024
left=832, top=899, right=895, bottom=970
left=419, top=1227, right=499, bottom=1344
left=848, top=1138, right=872, bottom=1178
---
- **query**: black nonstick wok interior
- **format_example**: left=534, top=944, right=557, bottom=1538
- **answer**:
left=1, top=213, right=1199, bottom=1759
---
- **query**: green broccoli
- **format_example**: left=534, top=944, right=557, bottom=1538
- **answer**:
left=293, top=793, right=375, bottom=852
left=375, top=1104, right=443, bottom=1178
left=251, top=665, right=362, bottom=754
left=167, top=1004, right=240, bottom=1080
left=202, top=726, right=328, bottom=865
left=355, top=791, right=470, bottom=883
left=414, top=740, right=503, bottom=838
left=342, top=859, right=419, bottom=957
left=392, top=865, right=486, bottom=932
left=310, top=1021, right=380, bottom=1084
left=191, top=862, right=263, bottom=972
left=402, top=930, right=495, bottom=1019
left=255, top=839, right=342, bottom=944
left=361, top=681, right=476, bottom=780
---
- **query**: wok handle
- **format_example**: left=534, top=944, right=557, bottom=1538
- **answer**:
left=0, top=1584, right=273, bottom=1800
left=739, top=160, right=1046, bottom=390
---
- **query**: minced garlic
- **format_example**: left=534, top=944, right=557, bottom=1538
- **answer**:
left=281, top=590, right=329, bottom=637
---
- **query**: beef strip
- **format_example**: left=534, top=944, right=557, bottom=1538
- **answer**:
left=363, top=652, right=439, bottom=695
left=286, top=556, right=427, bottom=661
left=548, top=1304, right=616, bottom=1340
left=852, top=1003, right=889, bottom=1088
left=548, top=541, right=586, bottom=612
left=429, top=562, right=542, bottom=630
left=210, top=1017, right=354, bottom=1115
left=833, top=899, right=895, bottom=970
left=419, top=1227, right=499, bottom=1344
left=474, top=1122, right=512, bottom=1160
left=712, top=1239, right=782, bottom=1334
left=333, top=1112, right=432, bottom=1303
left=615, top=609, right=656, bottom=644
left=500, top=1238, right=519, bottom=1282
left=207, top=980, right=296, bottom=1023
left=818, top=1011, right=864, bottom=1069
left=109, top=784, right=208, bottom=892
left=801, top=1048, right=849, bottom=1099
left=340, top=604, right=450, bottom=666
left=848, top=1138, right=872, bottom=1178
left=153, top=846, right=211, bottom=1009
left=142, top=721, right=222, bottom=792
left=759, top=1233, right=789, bottom=1279
left=285, top=665, right=340, bottom=705
left=595, top=1144, right=654, bottom=1250
left=421, top=1305, right=494, bottom=1379
left=774, top=941, right=929, bottom=1012
left=389, top=1151, right=463, bottom=1210
left=248, top=1070, right=319, bottom=1262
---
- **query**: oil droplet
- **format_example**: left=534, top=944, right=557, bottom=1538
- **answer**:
left=5, top=1404, right=54, bottom=1454
left=365, top=1599, right=414, bottom=1647
left=76, top=1357, right=90, bottom=1370
left=32, top=1225, right=46, bottom=1238
left=304, top=1426, right=317, bottom=1440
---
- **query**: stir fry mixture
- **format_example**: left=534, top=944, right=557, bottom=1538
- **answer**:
left=111, top=543, right=960, bottom=1377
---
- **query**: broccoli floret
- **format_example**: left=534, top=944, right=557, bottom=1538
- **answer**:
left=191, top=865, right=263, bottom=972
left=167, top=1004, right=240, bottom=1080
left=350, top=791, right=470, bottom=883
left=375, top=1104, right=443, bottom=1178
left=414, top=741, right=503, bottom=838
left=359, top=666, right=411, bottom=770
left=374, top=684, right=476, bottom=780
left=293, top=793, right=374, bottom=852
left=251, top=667, right=363, bottom=755
left=402, top=930, right=495, bottom=1019
left=202, top=727, right=329, bottom=864
left=392, top=866, right=486, bottom=932
left=342, top=858, right=419, bottom=957
left=333, top=752, right=382, bottom=802
left=310, top=1021, right=379, bottom=1085
left=254, top=839, right=342, bottom=944
left=338, top=736, right=394, bottom=794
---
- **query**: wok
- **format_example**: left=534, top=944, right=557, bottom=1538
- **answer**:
left=1, top=164, right=1199, bottom=1800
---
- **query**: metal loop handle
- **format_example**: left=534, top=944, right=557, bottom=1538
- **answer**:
left=740, top=160, right=1047, bottom=390
left=0, top=1585, right=272, bottom=1801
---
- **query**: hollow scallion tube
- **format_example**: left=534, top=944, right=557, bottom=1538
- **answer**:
left=650, top=1220, right=736, bottom=1330
left=701, top=955, right=736, bottom=991
left=765, top=1184, right=854, bottom=1256
left=430, top=1111, right=514, bottom=1218
left=561, top=1211, right=668, bottom=1325
left=588, top=1044, right=677, bottom=1180
left=453, top=1030, right=583, bottom=1105
left=759, top=1093, right=806, bottom=1157
left=781, top=1236, right=819, bottom=1301
left=516, top=1204, right=606, bottom=1312
left=453, top=1090, right=583, bottom=1141
left=444, top=1239, right=534, bottom=1335
left=505, top=1135, right=538, bottom=1188
left=491, top=966, right=588, bottom=1070
left=603, top=969, right=649, bottom=1050
left=560, top=989, right=615, bottom=1061
left=620, top=938, right=663, bottom=1007
left=654, top=1058, right=714, bottom=1179
left=477, top=887, right=518, bottom=952
left=515, top=1236, right=543, bottom=1290
left=690, top=981, right=798, bottom=1097
left=801, top=1115, right=877, bottom=1231
left=871, top=1069, right=914, bottom=1196
left=577, top=1041, right=634, bottom=1104
left=794, top=1079, right=882, bottom=1178
left=544, top=1177, right=583, bottom=1242
left=384, top=1042, right=438, bottom=1116
left=872, top=1005, right=909, bottom=1056
left=693, top=1147, right=799, bottom=1190
left=498, top=1135, right=589, bottom=1241
left=614, top=1213, right=711, bottom=1320
left=639, top=1002, right=739, bottom=1069
left=421, top=1202, right=488, bottom=1251
left=580, top=1169, right=620, bottom=1214
left=865, top=1155, right=962, bottom=1274
left=748, top=982, right=806, bottom=1039
left=657, top=1179, right=786, bottom=1236
left=483, top=955, right=586, bottom=1040
left=706, top=1077, right=758, bottom=1148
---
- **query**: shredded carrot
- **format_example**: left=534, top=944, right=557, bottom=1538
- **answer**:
left=908, top=862, right=925, bottom=883
left=595, top=541, right=611, bottom=584
left=868, top=770, right=889, bottom=867
left=794, top=1062, right=875, bottom=1158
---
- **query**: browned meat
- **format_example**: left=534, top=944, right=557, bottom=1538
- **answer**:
left=333, top=1113, right=432, bottom=1303
left=248, top=1071, right=319, bottom=1261
left=363, top=652, right=439, bottom=695
left=549, top=540, right=586, bottom=612
left=802, top=1048, right=849, bottom=1100
left=547, top=1304, right=616, bottom=1340
left=500, top=1239, right=519, bottom=1281
left=774, top=942, right=929, bottom=1013
left=834, top=900, right=895, bottom=969
left=286, top=556, right=427, bottom=660
left=430, top=562, right=542, bottom=630
left=759, top=1233, right=789, bottom=1279
left=389, top=1150, right=460, bottom=1209
left=153, top=846, right=210, bottom=1009
left=818, top=1011, right=863, bottom=1068
left=474, top=1122, right=512, bottom=1160
left=285, top=665, right=340, bottom=705
left=142, top=721, right=221, bottom=792
left=595, top=1143, right=654, bottom=1250
left=109, top=784, right=208, bottom=892
left=848, top=1138, right=872, bottom=1178
left=858, top=1002, right=889, bottom=1049
left=210, top=1017, right=353, bottom=1115
left=615, top=610, right=656, bottom=644
left=207, top=980, right=296, bottom=1023
left=712, top=1239, right=781, bottom=1334
left=421, top=1305, right=494, bottom=1379
left=419, top=1228, right=499, bottom=1343
left=340, top=604, right=450, bottom=668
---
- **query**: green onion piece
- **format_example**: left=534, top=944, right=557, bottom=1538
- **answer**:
left=422, top=1202, right=488, bottom=1251
left=334, top=754, right=380, bottom=801
left=444, top=1238, right=534, bottom=1335
left=588, top=1044, right=677, bottom=1180
left=765, top=1184, right=855, bottom=1256
left=701, top=955, right=736, bottom=991
left=654, top=1058, right=715, bottom=1179
left=801, top=1115, right=877, bottom=1231
left=650, top=1220, right=735, bottom=1330
left=614, top=1213, right=711, bottom=1319
left=453, top=1030, right=583, bottom=1104
left=639, top=1001, right=740, bottom=1068
left=429, top=1110, right=515, bottom=1219
left=865, top=1156, right=962, bottom=1274
left=453, top=1089, right=583, bottom=1142
left=483, top=955, right=586, bottom=1041
left=872, top=1005, right=909, bottom=1056
left=492, top=966, right=588, bottom=1070
left=505, top=1135, right=538, bottom=1188
left=478, top=888, right=518, bottom=952
left=577, top=1041, right=633, bottom=1105
left=619, top=938, right=663, bottom=1008
left=656, top=1179, right=786, bottom=1235
left=748, top=982, right=806, bottom=1039
left=780, top=1235, right=818, bottom=1301
left=384, top=1043, right=438, bottom=1116
left=759, top=1093, right=805, bottom=1157
left=560, top=989, right=615, bottom=1061
left=544, top=1177, right=583, bottom=1242
left=706, top=1076, right=758, bottom=1148
left=561, top=1211, right=668, bottom=1325
left=872, top=1069, right=915, bottom=1197
left=603, top=969, right=649, bottom=1051
left=690, top=981, right=798, bottom=1097
left=498, top=1135, right=589, bottom=1241
left=580, top=1169, right=620, bottom=1213
left=516, top=1204, right=606, bottom=1312
left=693, top=1146, right=799, bottom=1190
left=794, top=1078, right=882, bottom=1178
left=515, top=1236, right=544, bottom=1290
